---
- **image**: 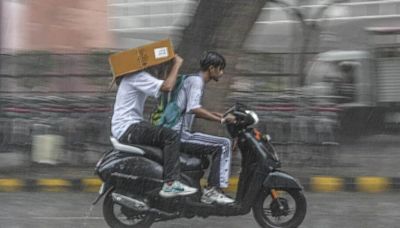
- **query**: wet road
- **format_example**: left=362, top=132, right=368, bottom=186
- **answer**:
left=0, top=192, right=399, bottom=228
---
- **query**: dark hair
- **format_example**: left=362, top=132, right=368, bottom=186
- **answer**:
left=144, top=59, right=174, bottom=79
left=199, top=51, right=226, bottom=71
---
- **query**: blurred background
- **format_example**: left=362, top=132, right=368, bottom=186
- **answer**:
left=1, top=0, right=400, bottom=167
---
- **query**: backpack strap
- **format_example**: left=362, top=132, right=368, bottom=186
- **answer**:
left=170, top=75, right=188, bottom=102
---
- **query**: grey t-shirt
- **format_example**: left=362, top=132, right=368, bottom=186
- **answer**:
left=111, top=71, right=163, bottom=139
left=172, top=74, right=204, bottom=131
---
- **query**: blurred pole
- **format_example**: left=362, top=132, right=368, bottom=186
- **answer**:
left=289, top=0, right=299, bottom=88
left=270, top=0, right=349, bottom=86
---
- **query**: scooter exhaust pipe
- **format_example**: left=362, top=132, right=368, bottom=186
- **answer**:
left=112, top=193, right=149, bottom=211
left=111, top=193, right=178, bottom=218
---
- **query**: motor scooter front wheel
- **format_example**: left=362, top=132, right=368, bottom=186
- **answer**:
left=103, top=190, right=154, bottom=228
left=252, top=189, right=306, bottom=228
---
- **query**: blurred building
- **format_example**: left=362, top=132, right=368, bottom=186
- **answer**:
left=0, top=0, right=114, bottom=162
left=1, top=0, right=112, bottom=52
left=107, top=0, right=199, bottom=48
left=1, top=0, right=199, bottom=51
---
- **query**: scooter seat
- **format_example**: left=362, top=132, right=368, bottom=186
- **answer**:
left=135, top=145, right=206, bottom=171
left=110, top=137, right=205, bottom=170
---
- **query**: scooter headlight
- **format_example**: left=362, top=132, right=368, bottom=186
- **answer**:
left=245, top=110, right=259, bottom=126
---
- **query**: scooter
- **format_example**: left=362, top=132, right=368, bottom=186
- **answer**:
left=94, top=103, right=307, bottom=228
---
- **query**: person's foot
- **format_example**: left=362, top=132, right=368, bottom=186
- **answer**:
left=159, top=181, right=197, bottom=198
left=201, top=187, right=235, bottom=204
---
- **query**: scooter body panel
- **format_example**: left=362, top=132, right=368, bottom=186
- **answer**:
left=98, top=153, right=163, bottom=181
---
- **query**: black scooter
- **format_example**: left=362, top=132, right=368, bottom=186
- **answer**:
left=94, top=103, right=307, bottom=228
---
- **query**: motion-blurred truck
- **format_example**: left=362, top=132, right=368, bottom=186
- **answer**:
left=303, top=27, right=400, bottom=137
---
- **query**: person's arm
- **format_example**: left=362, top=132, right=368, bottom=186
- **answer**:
left=193, top=108, right=236, bottom=123
left=160, top=55, right=183, bottom=92
left=192, top=107, right=221, bottom=122
left=212, top=112, right=223, bottom=118
left=184, top=77, right=235, bottom=123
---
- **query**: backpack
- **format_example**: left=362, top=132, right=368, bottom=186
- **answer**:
left=150, top=75, right=188, bottom=128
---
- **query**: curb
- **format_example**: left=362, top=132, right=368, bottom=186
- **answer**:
left=0, top=176, right=399, bottom=193
left=0, top=178, right=101, bottom=192
left=302, top=176, right=400, bottom=193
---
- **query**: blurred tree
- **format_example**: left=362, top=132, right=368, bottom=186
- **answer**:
left=177, top=0, right=269, bottom=72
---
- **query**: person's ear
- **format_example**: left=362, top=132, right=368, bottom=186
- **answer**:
left=208, top=65, right=215, bottom=72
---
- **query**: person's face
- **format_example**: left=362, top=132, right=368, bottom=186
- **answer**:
left=209, top=66, right=224, bottom=82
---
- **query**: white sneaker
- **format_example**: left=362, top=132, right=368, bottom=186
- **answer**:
left=159, top=181, right=197, bottom=198
left=201, top=187, right=235, bottom=204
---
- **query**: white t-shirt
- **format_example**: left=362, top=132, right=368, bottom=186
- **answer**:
left=111, top=71, right=163, bottom=139
left=172, top=74, right=204, bottom=131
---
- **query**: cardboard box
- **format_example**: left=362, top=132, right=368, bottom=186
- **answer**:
left=109, top=39, right=175, bottom=80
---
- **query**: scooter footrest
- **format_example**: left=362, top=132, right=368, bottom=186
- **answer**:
left=183, top=199, right=244, bottom=216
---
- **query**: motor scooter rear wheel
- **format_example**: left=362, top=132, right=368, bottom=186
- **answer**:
left=103, top=190, right=154, bottom=228
left=252, top=189, right=306, bottom=228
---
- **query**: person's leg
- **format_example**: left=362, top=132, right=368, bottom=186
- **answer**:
left=180, top=131, right=234, bottom=204
left=151, top=125, right=181, bottom=182
left=180, top=140, right=222, bottom=186
left=120, top=121, right=180, bottom=181
left=119, top=122, right=196, bottom=197
left=181, top=131, right=232, bottom=188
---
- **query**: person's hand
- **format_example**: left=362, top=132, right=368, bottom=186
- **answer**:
left=174, top=54, right=183, bottom=66
left=221, top=113, right=236, bottom=124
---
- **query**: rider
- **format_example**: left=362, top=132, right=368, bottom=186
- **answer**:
left=171, top=51, right=235, bottom=204
left=111, top=54, right=197, bottom=198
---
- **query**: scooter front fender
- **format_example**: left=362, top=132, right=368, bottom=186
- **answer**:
left=263, top=171, right=303, bottom=190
